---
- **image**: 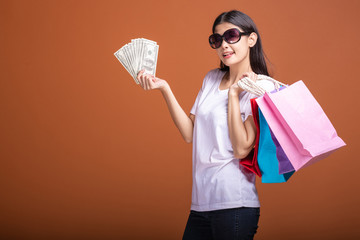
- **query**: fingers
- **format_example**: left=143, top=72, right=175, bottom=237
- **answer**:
left=144, top=75, right=152, bottom=89
left=250, top=72, right=257, bottom=81
left=241, top=72, right=258, bottom=82
left=137, top=70, right=156, bottom=90
left=137, top=69, right=145, bottom=84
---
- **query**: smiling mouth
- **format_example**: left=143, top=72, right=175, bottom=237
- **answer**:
left=223, top=52, right=234, bottom=58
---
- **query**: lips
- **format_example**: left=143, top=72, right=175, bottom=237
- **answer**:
left=223, top=52, right=234, bottom=59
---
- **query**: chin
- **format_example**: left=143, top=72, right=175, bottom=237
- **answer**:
left=223, top=61, right=237, bottom=68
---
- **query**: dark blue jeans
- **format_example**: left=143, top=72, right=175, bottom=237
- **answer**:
left=182, top=207, right=260, bottom=240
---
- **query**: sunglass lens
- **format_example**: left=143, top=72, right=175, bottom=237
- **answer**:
left=209, top=34, right=222, bottom=49
left=224, top=29, right=240, bottom=43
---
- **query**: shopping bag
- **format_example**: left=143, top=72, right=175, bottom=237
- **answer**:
left=269, top=128, right=295, bottom=174
left=240, top=98, right=261, bottom=177
left=257, top=106, right=294, bottom=183
left=256, top=80, right=346, bottom=172
left=267, top=86, right=296, bottom=174
left=238, top=76, right=294, bottom=175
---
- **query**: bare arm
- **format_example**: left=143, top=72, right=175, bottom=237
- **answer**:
left=160, top=84, right=195, bottom=143
left=227, top=73, right=257, bottom=159
left=137, top=71, right=194, bottom=143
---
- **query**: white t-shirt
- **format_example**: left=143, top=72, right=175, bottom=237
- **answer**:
left=190, top=68, right=261, bottom=212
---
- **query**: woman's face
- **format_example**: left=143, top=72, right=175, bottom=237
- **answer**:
left=213, top=22, right=253, bottom=70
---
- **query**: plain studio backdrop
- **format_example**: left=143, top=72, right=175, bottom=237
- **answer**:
left=1, top=0, right=359, bottom=239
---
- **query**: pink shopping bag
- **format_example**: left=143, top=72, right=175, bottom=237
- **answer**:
left=256, top=80, right=346, bottom=172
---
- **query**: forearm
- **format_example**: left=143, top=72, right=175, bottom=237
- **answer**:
left=160, top=84, right=193, bottom=143
left=228, top=93, right=255, bottom=158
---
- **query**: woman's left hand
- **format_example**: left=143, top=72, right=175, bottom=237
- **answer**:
left=229, top=72, right=257, bottom=96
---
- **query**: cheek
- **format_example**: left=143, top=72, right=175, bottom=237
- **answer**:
left=234, top=43, right=249, bottom=56
left=216, top=49, right=223, bottom=58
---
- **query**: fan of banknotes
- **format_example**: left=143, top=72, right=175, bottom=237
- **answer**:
left=114, top=38, right=159, bottom=84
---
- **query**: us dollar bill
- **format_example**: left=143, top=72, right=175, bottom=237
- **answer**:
left=114, top=38, right=159, bottom=84
left=114, top=46, right=139, bottom=84
left=139, top=42, right=158, bottom=77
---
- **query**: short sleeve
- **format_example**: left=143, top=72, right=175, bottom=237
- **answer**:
left=190, top=87, right=203, bottom=115
left=190, top=70, right=217, bottom=115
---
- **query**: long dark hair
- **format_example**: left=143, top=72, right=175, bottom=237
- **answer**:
left=212, top=10, right=270, bottom=76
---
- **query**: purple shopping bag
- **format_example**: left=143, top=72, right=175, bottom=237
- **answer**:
left=256, top=80, right=346, bottom=172
left=269, top=128, right=294, bottom=174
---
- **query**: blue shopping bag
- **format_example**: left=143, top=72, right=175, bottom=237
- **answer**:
left=258, top=108, right=295, bottom=183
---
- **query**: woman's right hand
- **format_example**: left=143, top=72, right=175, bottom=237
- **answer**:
left=136, top=69, right=193, bottom=143
left=137, top=70, right=168, bottom=91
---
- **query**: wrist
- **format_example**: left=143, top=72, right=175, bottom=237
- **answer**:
left=159, top=81, right=170, bottom=93
left=228, top=88, right=241, bottom=97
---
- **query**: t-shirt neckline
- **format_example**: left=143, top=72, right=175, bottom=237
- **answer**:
left=217, top=70, right=229, bottom=93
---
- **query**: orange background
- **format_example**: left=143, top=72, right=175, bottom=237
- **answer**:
left=1, top=0, right=359, bottom=239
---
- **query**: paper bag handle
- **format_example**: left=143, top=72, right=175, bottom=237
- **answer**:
left=237, top=74, right=288, bottom=96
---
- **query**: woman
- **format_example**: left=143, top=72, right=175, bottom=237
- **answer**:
left=137, top=10, right=270, bottom=240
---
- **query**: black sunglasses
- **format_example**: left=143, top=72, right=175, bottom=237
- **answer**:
left=209, top=28, right=251, bottom=49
